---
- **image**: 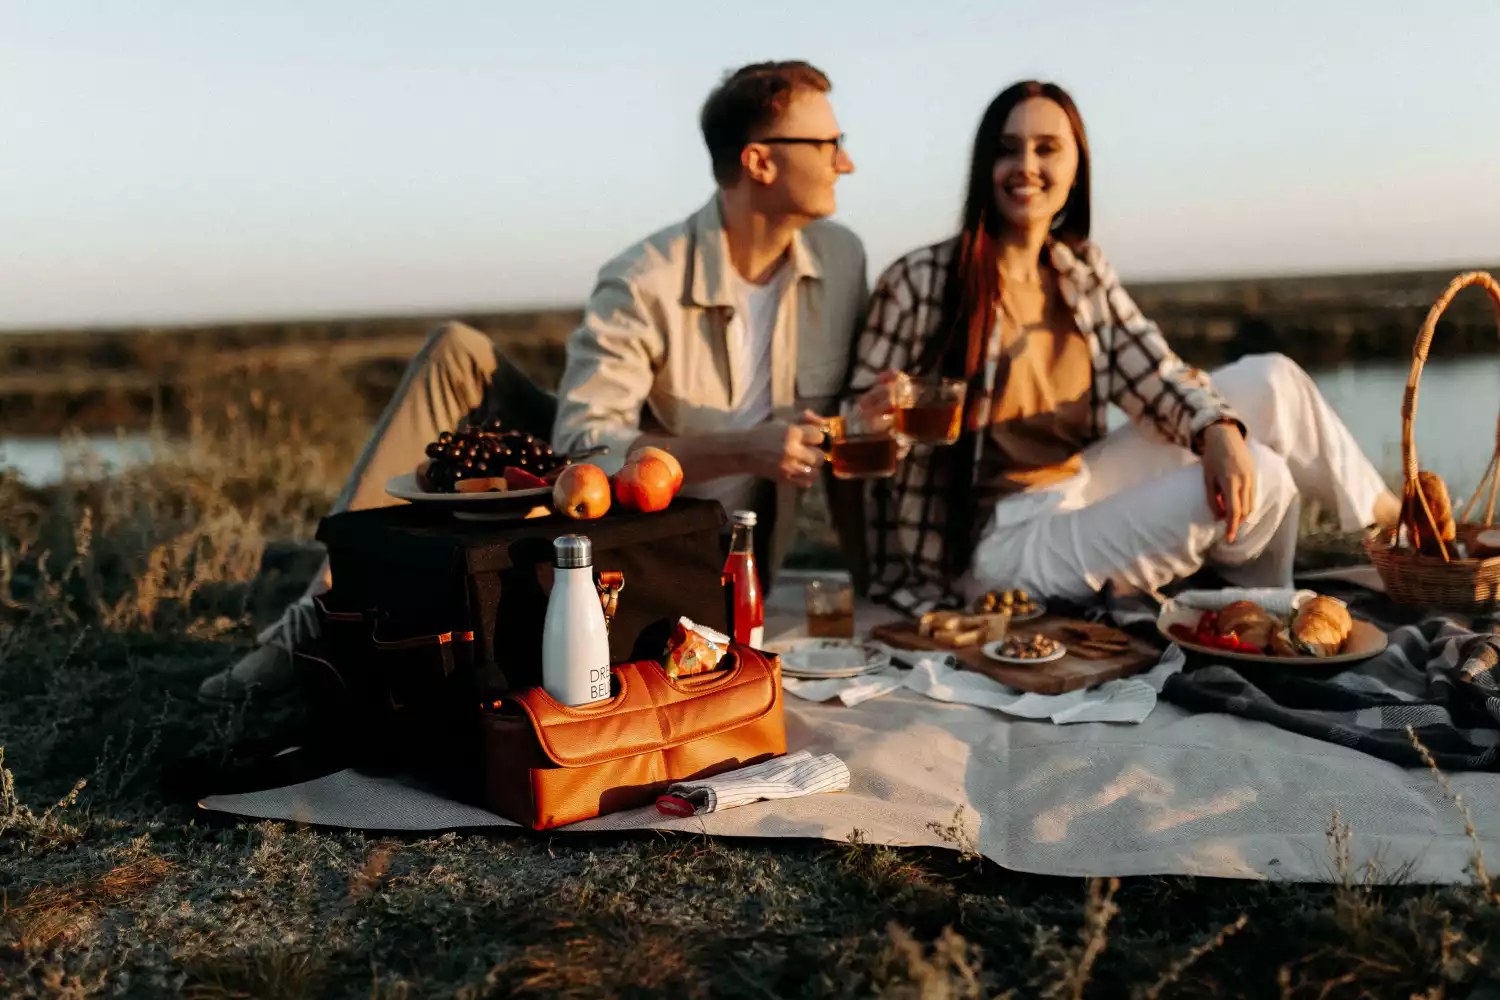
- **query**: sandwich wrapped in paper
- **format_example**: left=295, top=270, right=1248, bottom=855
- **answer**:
left=662, top=617, right=731, bottom=678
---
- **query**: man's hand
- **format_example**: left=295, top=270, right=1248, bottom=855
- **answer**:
left=1200, top=422, right=1256, bottom=544
left=742, top=411, right=829, bottom=489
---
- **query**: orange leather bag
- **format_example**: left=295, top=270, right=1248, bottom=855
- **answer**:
left=480, top=644, right=785, bottom=830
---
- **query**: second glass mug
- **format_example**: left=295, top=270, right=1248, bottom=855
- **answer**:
left=893, top=375, right=968, bottom=446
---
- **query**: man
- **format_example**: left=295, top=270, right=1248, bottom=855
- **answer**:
left=552, top=59, right=866, bottom=575
left=198, top=59, right=866, bottom=705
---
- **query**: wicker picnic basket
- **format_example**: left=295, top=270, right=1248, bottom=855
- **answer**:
left=1363, top=271, right=1500, bottom=612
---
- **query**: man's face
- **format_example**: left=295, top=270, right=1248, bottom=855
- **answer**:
left=743, top=89, right=855, bottom=220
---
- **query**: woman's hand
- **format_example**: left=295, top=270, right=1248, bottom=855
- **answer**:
left=855, top=371, right=908, bottom=419
left=1200, top=422, right=1255, bottom=543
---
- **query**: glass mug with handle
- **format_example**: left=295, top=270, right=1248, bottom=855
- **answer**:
left=821, top=401, right=901, bottom=480
left=893, top=375, right=968, bottom=446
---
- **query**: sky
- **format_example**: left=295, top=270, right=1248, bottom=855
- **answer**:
left=2, top=1, right=1498, bottom=329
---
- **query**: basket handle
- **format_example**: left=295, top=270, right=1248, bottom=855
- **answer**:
left=1401, top=271, right=1500, bottom=560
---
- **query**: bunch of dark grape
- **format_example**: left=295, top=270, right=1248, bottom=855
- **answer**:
left=422, top=418, right=567, bottom=492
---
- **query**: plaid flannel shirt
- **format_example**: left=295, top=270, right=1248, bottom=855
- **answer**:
left=845, top=238, right=1240, bottom=615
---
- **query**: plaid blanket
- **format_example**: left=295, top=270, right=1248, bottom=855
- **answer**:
left=1162, top=619, right=1500, bottom=770
left=1066, top=577, right=1500, bottom=771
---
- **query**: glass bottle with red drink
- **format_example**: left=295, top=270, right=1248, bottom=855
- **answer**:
left=721, top=510, right=764, bottom=648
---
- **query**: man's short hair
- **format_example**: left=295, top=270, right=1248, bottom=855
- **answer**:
left=700, top=60, right=832, bottom=187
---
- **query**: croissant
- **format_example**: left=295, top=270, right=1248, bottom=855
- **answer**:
left=1288, top=596, right=1352, bottom=657
left=1401, top=469, right=1456, bottom=556
left=1215, top=600, right=1280, bottom=652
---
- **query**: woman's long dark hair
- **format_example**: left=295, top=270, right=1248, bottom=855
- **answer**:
left=920, top=80, right=1093, bottom=578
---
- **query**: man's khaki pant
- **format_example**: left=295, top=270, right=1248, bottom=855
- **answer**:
left=331, top=322, right=556, bottom=516
left=307, top=322, right=556, bottom=593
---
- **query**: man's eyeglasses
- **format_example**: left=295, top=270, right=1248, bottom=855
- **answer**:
left=756, top=133, right=847, bottom=154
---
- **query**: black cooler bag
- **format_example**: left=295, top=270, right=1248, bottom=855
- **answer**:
left=304, top=498, right=731, bottom=798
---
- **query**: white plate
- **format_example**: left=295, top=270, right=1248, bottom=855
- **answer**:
left=385, top=472, right=553, bottom=519
left=769, top=638, right=891, bottom=678
left=981, top=638, right=1067, bottom=665
left=1156, top=604, right=1388, bottom=666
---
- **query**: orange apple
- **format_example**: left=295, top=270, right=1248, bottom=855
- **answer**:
left=552, top=463, right=612, bottom=519
left=614, top=456, right=677, bottom=513
left=631, top=446, right=684, bottom=493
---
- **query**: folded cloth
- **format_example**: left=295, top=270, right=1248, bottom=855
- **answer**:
left=1166, top=587, right=1318, bottom=618
left=895, top=648, right=1184, bottom=725
left=1163, top=618, right=1500, bottom=770
left=656, top=750, right=851, bottom=816
left=782, top=666, right=906, bottom=706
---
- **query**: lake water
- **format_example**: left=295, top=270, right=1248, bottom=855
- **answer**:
left=0, top=434, right=161, bottom=486
left=2, top=356, right=1498, bottom=498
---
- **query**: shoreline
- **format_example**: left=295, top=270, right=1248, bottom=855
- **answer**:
left=2, top=262, right=1497, bottom=435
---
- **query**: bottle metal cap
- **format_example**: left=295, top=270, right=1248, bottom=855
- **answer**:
left=731, top=509, right=758, bottom=527
left=554, top=534, right=593, bottom=569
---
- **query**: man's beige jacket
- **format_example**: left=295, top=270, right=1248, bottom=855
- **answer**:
left=552, top=194, right=868, bottom=570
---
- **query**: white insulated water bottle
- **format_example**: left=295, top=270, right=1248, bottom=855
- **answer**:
left=541, top=534, right=612, bottom=706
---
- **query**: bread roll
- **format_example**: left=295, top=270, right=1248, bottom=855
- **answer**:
left=1290, top=596, right=1352, bottom=656
left=1215, top=600, right=1280, bottom=652
left=1402, top=469, right=1457, bottom=556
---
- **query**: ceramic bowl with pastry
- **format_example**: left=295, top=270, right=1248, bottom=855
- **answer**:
left=973, top=588, right=1045, bottom=622
left=1156, top=592, right=1386, bottom=666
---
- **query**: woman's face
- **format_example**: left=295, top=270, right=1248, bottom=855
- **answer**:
left=991, top=97, right=1079, bottom=231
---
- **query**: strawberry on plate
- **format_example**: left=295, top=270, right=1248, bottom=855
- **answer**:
left=503, top=466, right=549, bottom=491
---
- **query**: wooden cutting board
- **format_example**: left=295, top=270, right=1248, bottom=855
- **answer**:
left=869, top=615, right=1163, bottom=695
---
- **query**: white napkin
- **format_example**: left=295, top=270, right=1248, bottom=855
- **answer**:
left=898, top=648, right=1184, bottom=724
left=656, top=750, right=851, bottom=816
left=1165, top=587, right=1319, bottom=618
left=782, top=666, right=907, bottom=706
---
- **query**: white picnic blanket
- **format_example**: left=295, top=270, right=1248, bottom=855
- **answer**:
left=199, top=574, right=1500, bottom=885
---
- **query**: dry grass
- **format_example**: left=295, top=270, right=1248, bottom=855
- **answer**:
left=2, top=367, right=1499, bottom=997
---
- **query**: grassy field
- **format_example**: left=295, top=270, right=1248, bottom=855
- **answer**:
left=3, top=372, right=1500, bottom=998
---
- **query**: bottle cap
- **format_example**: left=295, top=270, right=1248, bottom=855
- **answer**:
left=553, top=534, right=593, bottom=569
left=731, top=510, right=758, bottom=527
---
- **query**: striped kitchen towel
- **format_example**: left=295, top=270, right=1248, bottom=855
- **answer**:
left=655, top=750, right=851, bottom=817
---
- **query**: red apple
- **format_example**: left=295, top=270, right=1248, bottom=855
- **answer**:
left=552, top=463, right=611, bottom=519
left=614, top=456, right=677, bottom=513
left=631, top=446, right=684, bottom=493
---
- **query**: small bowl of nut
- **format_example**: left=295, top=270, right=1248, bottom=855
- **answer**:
left=983, top=632, right=1066, bottom=665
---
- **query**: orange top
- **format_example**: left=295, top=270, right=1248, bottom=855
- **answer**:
left=978, top=309, right=1094, bottom=499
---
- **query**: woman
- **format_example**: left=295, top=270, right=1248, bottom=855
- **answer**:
left=844, top=80, right=1399, bottom=615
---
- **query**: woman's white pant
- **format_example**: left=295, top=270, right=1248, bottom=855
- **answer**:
left=969, top=353, right=1391, bottom=602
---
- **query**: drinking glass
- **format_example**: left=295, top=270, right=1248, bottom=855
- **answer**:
left=895, top=377, right=967, bottom=446
left=824, top=404, right=900, bottom=480
left=805, top=576, right=855, bottom=638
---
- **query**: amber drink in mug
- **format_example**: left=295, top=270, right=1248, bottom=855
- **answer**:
left=824, top=408, right=900, bottom=480
left=895, top=377, right=967, bottom=445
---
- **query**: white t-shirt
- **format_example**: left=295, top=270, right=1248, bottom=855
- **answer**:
left=681, top=264, right=785, bottom=517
